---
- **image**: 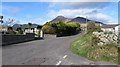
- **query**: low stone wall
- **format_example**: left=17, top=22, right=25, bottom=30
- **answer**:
left=93, top=32, right=119, bottom=46
left=2, top=33, right=35, bottom=46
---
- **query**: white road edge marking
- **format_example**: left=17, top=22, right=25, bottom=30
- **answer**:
left=63, top=55, right=67, bottom=59
left=56, top=61, right=62, bottom=65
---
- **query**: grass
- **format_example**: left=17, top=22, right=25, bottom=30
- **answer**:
left=70, top=32, right=119, bottom=64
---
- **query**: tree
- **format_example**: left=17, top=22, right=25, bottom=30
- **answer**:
left=37, top=25, right=42, bottom=29
left=37, top=25, right=42, bottom=37
left=28, top=22, right=32, bottom=33
left=7, top=18, right=15, bottom=26
left=16, top=27, right=23, bottom=35
left=7, top=26, right=15, bottom=34
left=28, top=23, right=32, bottom=29
left=0, top=16, right=3, bottom=23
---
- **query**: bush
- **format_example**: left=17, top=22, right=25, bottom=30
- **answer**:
left=87, top=21, right=96, bottom=33
left=95, top=25, right=102, bottom=32
left=104, top=31, right=113, bottom=34
left=37, top=29, right=41, bottom=37
left=56, top=21, right=80, bottom=36
left=16, top=27, right=23, bottom=35
left=91, top=35, right=100, bottom=46
left=16, top=30, right=23, bottom=35
left=42, top=25, right=56, bottom=34
left=42, top=21, right=81, bottom=36
left=87, top=21, right=102, bottom=33
left=7, top=30, right=16, bottom=34
left=7, top=26, right=16, bottom=34
left=108, top=31, right=113, bottom=34
left=66, top=23, right=77, bottom=34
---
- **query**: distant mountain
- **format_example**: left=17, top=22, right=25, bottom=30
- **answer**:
left=12, top=24, right=42, bottom=29
left=50, top=16, right=103, bottom=24
left=12, top=24, right=22, bottom=29
left=50, top=16, right=71, bottom=23
left=68, top=17, right=90, bottom=23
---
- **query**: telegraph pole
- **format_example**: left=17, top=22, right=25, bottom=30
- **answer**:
left=85, top=16, right=87, bottom=33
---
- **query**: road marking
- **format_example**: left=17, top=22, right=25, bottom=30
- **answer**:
left=56, top=61, right=62, bottom=66
left=63, top=55, right=67, bottom=59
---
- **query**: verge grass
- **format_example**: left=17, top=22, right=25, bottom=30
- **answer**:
left=70, top=33, right=118, bottom=64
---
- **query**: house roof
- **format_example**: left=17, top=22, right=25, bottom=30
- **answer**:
left=101, top=24, right=119, bottom=28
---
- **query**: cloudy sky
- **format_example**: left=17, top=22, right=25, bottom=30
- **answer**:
left=1, top=1, right=119, bottom=25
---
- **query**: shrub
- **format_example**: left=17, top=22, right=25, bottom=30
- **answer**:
left=75, top=23, right=81, bottom=31
left=95, top=25, right=102, bottom=32
left=37, top=29, right=41, bottom=37
left=104, top=31, right=113, bottom=34
left=42, top=25, right=56, bottom=34
left=7, top=26, right=16, bottom=34
left=66, top=23, right=77, bottom=34
left=42, top=21, right=81, bottom=36
left=87, top=21, right=102, bottom=33
left=16, top=30, right=23, bottom=35
left=87, top=21, right=96, bottom=33
left=91, top=35, right=100, bottom=46
left=28, top=23, right=32, bottom=29
left=7, top=30, right=16, bottom=34
left=56, top=21, right=80, bottom=36
left=16, top=27, right=23, bottom=35
left=108, top=31, right=113, bottom=34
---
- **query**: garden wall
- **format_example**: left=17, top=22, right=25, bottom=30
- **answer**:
left=2, top=33, right=35, bottom=46
left=92, top=32, right=119, bottom=46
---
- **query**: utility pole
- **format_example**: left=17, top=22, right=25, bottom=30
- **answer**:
left=85, top=16, right=87, bottom=33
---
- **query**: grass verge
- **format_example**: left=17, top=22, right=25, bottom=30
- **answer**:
left=70, top=33, right=119, bottom=64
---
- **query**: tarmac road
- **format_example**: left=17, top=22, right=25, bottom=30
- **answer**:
left=2, top=32, right=118, bottom=66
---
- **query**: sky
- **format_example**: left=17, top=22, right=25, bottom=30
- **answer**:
left=1, top=1, right=119, bottom=25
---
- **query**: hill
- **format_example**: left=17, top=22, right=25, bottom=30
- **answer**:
left=50, top=16, right=71, bottom=23
left=50, top=16, right=103, bottom=24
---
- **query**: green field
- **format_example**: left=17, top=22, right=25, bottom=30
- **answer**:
left=70, top=33, right=119, bottom=64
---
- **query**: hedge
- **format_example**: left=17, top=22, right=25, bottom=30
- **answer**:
left=42, top=21, right=81, bottom=36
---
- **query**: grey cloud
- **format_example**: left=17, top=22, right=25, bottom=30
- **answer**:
left=49, top=2, right=112, bottom=9
left=47, top=8, right=114, bottom=23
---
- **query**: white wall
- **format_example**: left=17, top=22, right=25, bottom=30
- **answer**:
left=114, top=25, right=120, bottom=35
left=101, top=28, right=114, bottom=32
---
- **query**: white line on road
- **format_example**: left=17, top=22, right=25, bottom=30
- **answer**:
left=56, top=61, right=62, bottom=66
left=63, top=55, right=67, bottom=59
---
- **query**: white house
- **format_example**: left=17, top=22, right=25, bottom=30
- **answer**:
left=1, top=25, right=8, bottom=34
left=101, top=24, right=120, bottom=34
left=24, top=28, right=39, bottom=34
